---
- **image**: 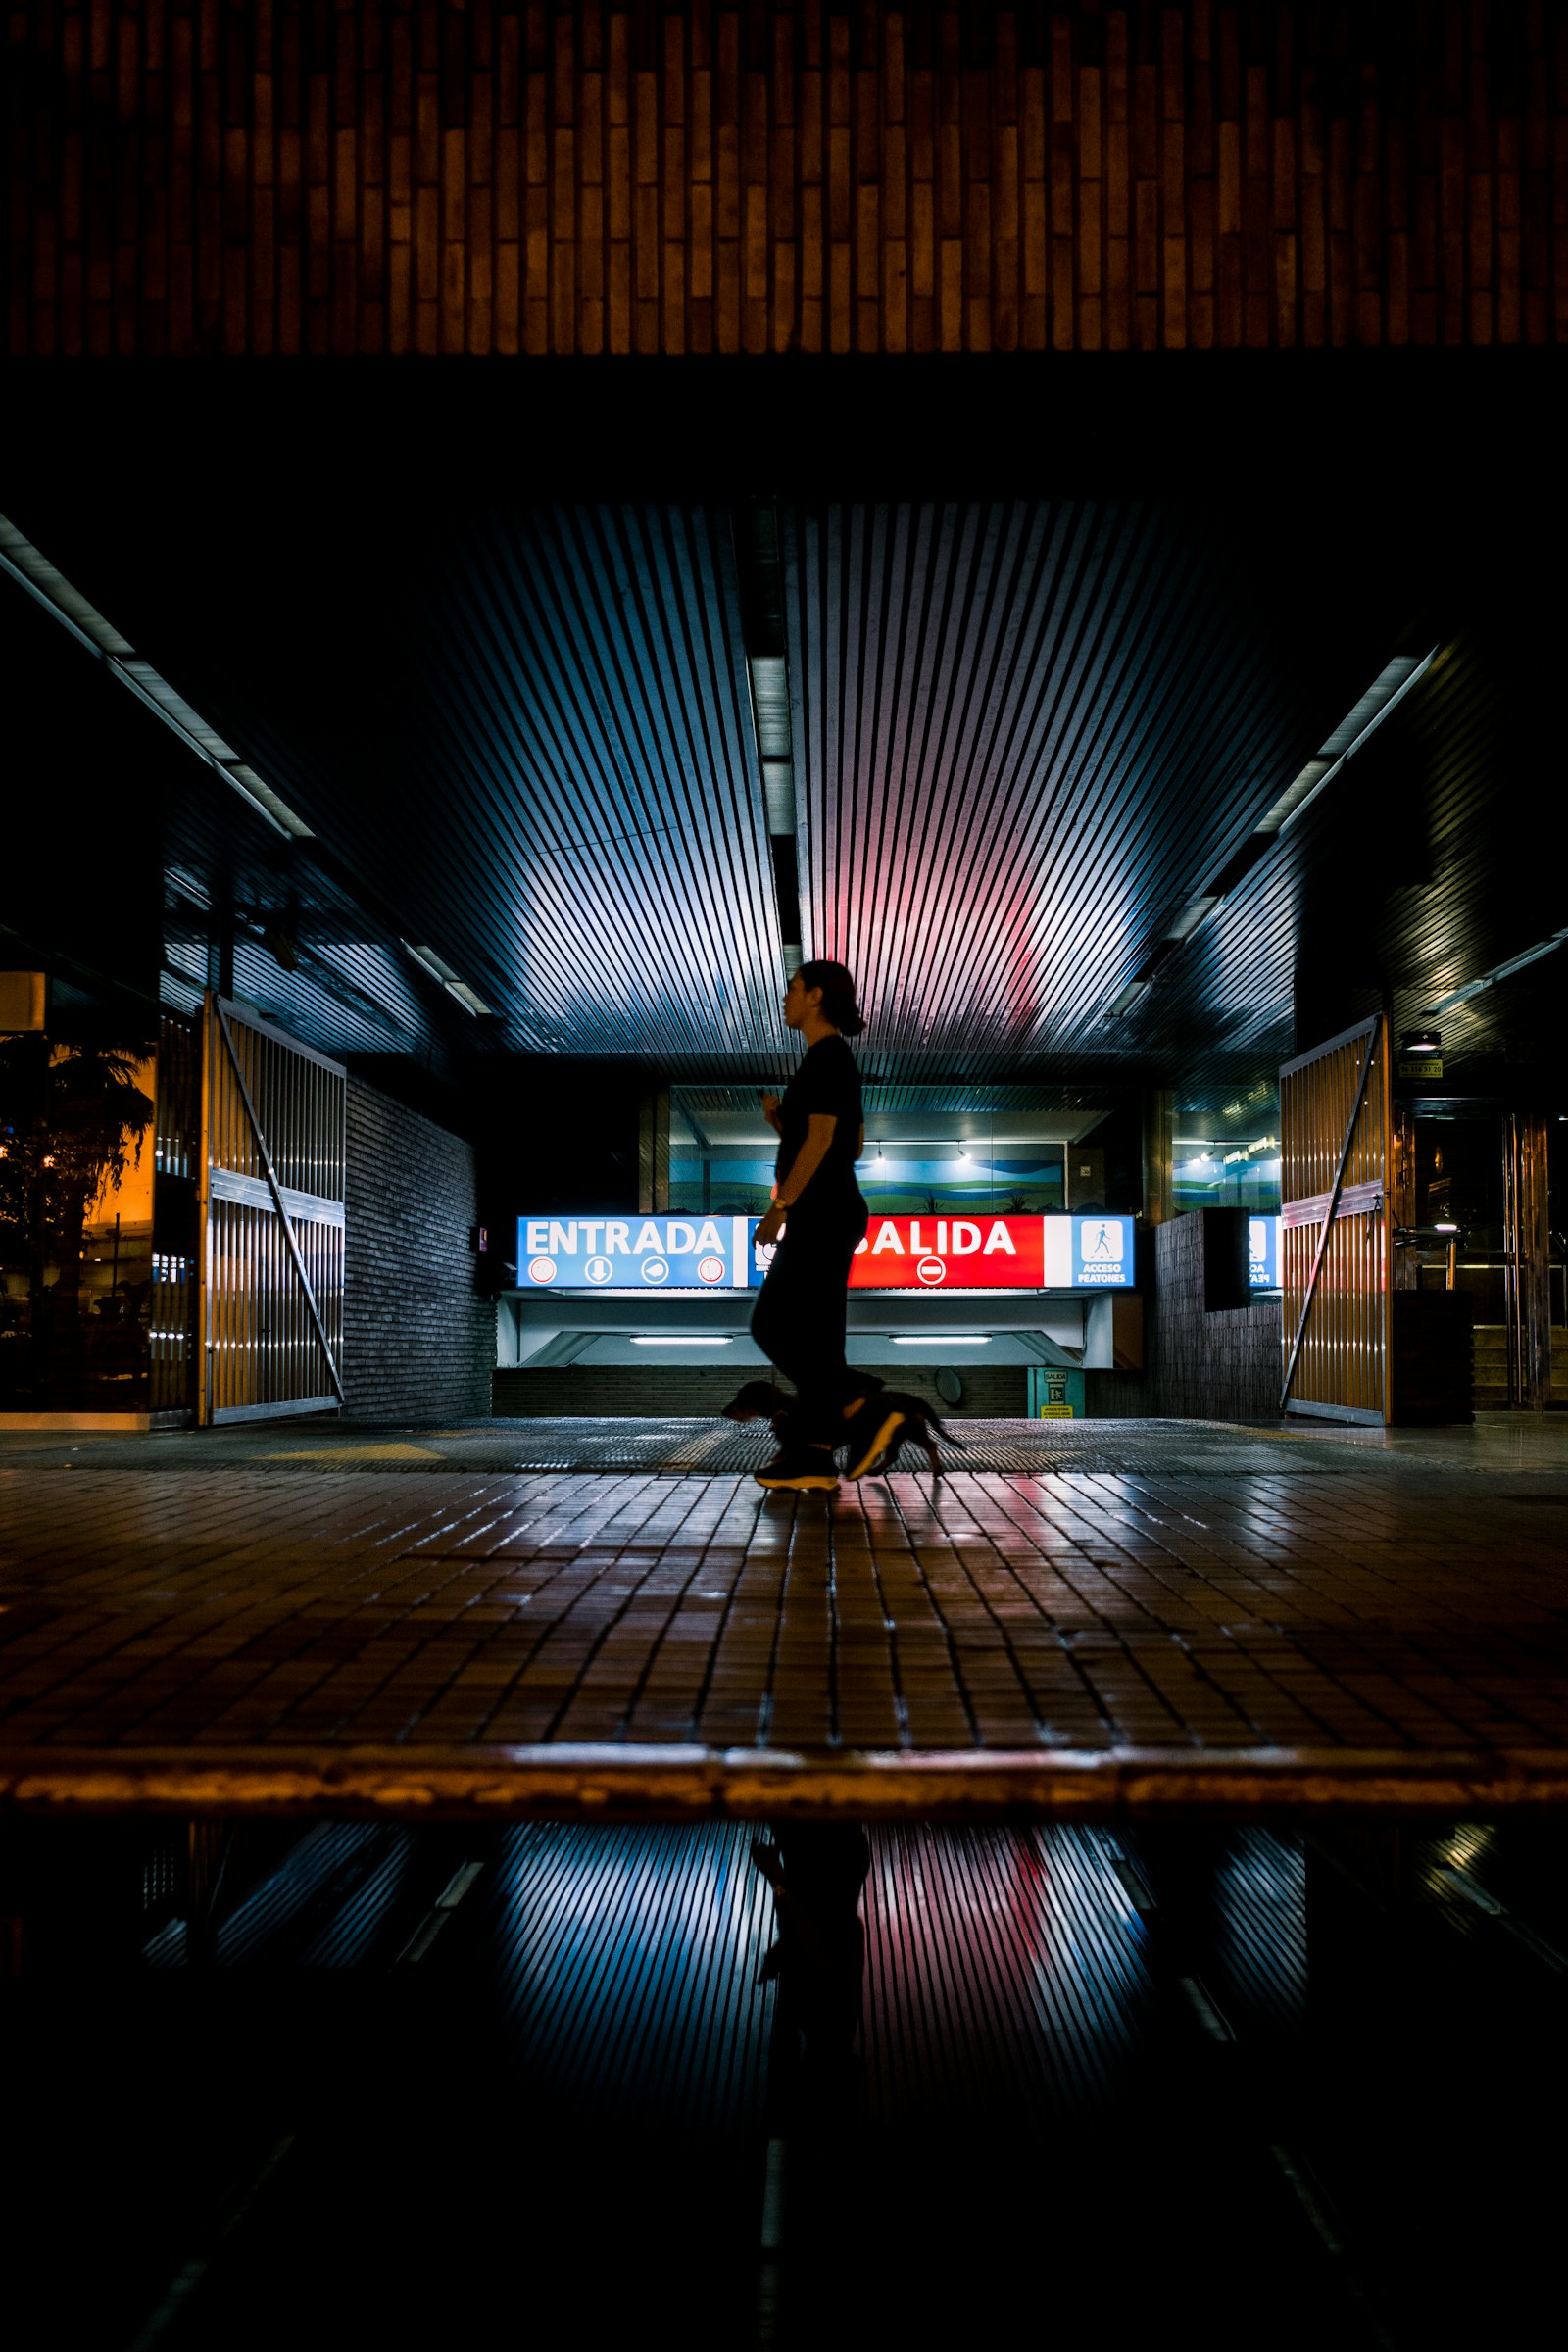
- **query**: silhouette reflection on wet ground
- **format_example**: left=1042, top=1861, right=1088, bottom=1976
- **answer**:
left=751, top=1824, right=871, bottom=2116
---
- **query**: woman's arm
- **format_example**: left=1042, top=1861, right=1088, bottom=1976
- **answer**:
left=778, top=1113, right=837, bottom=1205
left=755, top=1113, right=836, bottom=1241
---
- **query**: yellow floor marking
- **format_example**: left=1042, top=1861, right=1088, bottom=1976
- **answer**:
left=262, top=1442, right=447, bottom=1461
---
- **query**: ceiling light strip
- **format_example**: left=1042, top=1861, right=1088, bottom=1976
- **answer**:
left=1101, top=647, right=1439, bottom=1023
left=892, top=1334, right=991, bottom=1345
left=1423, top=928, right=1568, bottom=1017
left=1256, top=648, right=1439, bottom=837
left=734, top=502, right=806, bottom=979
left=630, top=1335, right=734, bottom=1346
left=0, top=512, right=315, bottom=842
left=401, top=940, right=494, bottom=1017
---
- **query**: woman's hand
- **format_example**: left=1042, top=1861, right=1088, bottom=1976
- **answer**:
left=755, top=1200, right=786, bottom=1246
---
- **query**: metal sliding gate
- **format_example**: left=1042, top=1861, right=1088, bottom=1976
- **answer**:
left=1279, top=1015, right=1391, bottom=1424
left=199, top=994, right=346, bottom=1425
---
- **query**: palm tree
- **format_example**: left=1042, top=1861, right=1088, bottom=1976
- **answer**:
left=0, top=1029, right=155, bottom=1405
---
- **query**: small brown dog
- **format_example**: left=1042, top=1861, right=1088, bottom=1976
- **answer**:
left=721, top=1379, right=959, bottom=1475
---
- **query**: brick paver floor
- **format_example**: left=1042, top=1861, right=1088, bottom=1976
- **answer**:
left=2, top=1418, right=1567, bottom=1816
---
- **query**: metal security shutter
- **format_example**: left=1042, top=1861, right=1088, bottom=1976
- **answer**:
left=1279, top=1015, right=1391, bottom=1426
left=199, top=994, right=346, bottom=1426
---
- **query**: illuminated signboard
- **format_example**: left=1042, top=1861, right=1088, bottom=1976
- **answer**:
left=1069, top=1216, right=1132, bottom=1288
left=847, top=1213, right=1045, bottom=1290
left=518, top=1215, right=755, bottom=1290
left=1249, top=1214, right=1282, bottom=1291
left=519, top=1212, right=1134, bottom=1291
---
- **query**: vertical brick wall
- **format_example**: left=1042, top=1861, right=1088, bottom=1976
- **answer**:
left=1093, top=1212, right=1281, bottom=1419
left=7, top=3, right=1563, bottom=359
left=344, top=1077, right=495, bottom=1422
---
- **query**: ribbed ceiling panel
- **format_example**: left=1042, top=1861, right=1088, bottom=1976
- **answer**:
left=408, top=506, right=786, bottom=1063
left=1150, top=617, right=1561, bottom=1085
left=784, top=502, right=1398, bottom=1082
left=12, top=462, right=1555, bottom=1102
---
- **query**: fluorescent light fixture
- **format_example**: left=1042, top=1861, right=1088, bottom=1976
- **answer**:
left=631, top=1335, right=733, bottom=1346
left=1102, top=978, right=1151, bottom=1019
left=1164, top=893, right=1220, bottom=944
left=1424, top=927, right=1568, bottom=1017
left=1255, top=650, right=1439, bottom=837
left=0, top=514, right=315, bottom=841
left=402, top=940, right=495, bottom=1016
left=748, top=653, right=792, bottom=759
left=761, top=759, right=796, bottom=837
left=892, top=1334, right=990, bottom=1346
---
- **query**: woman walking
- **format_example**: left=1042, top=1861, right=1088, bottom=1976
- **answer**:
left=750, top=959, right=904, bottom=1491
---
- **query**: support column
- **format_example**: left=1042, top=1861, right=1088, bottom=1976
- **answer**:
left=1505, top=1110, right=1552, bottom=1411
left=1141, top=1089, right=1173, bottom=1226
left=638, top=1085, right=670, bottom=1214
left=1391, top=1102, right=1418, bottom=1290
left=207, top=890, right=235, bottom=999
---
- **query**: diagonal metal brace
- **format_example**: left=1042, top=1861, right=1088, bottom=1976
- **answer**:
left=214, top=1002, right=345, bottom=1402
left=1279, top=1016, right=1380, bottom=1414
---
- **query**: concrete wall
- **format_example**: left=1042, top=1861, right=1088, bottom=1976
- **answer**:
left=343, top=1078, right=494, bottom=1424
left=1092, top=1213, right=1282, bottom=1420
left=493, top=1362, right=1028, bottom=1420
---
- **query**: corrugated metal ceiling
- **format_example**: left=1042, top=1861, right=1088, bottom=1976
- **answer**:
left=784, top=499, right=1409, bottom=1081
left=4, top=467, right=1554, bottom=1102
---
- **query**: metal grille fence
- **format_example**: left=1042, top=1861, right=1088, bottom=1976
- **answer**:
left=1279, top=1016, right=1391, bottom=1425
left=150, top=1010, right=201, bottom=1417
left=200, top=995, right=346, bottom=1425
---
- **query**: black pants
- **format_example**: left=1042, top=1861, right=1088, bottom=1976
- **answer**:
left=750, top=1206, right=869, bottom=1447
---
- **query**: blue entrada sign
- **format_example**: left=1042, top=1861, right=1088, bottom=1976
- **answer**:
left=518, top=1215, right=754, bottom=1290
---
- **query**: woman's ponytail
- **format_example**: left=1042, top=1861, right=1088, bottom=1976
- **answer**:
left=797, top=958, right=866, bottom=1037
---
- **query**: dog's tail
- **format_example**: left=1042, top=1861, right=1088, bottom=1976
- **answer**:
left=923, top=1409, right=962, bottom=1474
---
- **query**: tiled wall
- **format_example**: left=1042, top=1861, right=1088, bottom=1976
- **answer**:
left=344, top=1078, right=494, bottom=1422
left=9, top=3, right=1561, bottom=358
left=1092, top=1210, right=1282, bottom=1418
left=493, top=1360, right=1027, bottom=1416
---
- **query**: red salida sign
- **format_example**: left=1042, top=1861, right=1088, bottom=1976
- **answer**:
left=847, top=1214, right=1044, bottom=1290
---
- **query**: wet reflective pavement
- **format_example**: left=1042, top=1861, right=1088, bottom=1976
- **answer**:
left=4, top=1810, right=1566, bottom=2350
left=2, top=1416, right=1568, bottom=1814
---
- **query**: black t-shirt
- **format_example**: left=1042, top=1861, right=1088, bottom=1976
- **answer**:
left=775, top=1035, right=864, bottom=1216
